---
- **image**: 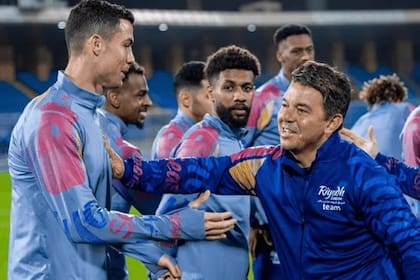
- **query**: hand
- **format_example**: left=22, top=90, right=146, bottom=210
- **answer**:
left=158, top=272, right=180, bottom=280
left=339, top=126, right=378, bottom=158
left=189, top=190, right=237, bottom=240
left=249, top=227, right=258, bottom=260
left=157, top=254, right=181, bottom=280
left=102, top=134, right=125, bottom=178
left=249, top=226, right=273, bottom=260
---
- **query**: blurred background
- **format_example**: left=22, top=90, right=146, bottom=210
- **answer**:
left=0, top=0, right=420, bottom=277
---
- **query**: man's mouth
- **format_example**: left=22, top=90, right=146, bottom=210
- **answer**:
left=280, top=125, right=297, bottom=135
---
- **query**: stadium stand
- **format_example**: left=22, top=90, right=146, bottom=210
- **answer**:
left=147, top=70, right=177, bottom=110
left=16, top=71, right=57, bottom=95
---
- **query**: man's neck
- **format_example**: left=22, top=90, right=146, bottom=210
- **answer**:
left=64, top=56, right=99, bottom=94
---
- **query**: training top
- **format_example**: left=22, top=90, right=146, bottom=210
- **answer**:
left=155, top=113, right=250, bottom=280
left=151, top=109, right=195, bottom=159
left=7, top=72, right=207, bottom=280
left=351, top=102, right=413, bottom=160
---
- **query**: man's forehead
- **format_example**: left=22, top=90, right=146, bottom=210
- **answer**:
left=114, top=19, right=134, bottom=39
left=280, top=34, right=313, bottom=48
left=284, top=82, right=320, bottom=101
left=218, top=69, right=254, bottom=83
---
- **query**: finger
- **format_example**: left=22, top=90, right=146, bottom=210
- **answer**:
left=205, top=218, right=237, bottom=231
left=367, top=126, right=376, bottom=144
left=205, top=222, right=236, bottom=239
left=206, top=233, right=227, bottom=240
left=174, top=265, right=181, bottom=279
left=158, top=272, right=171, bottom=280
left=158, top=255, right=180, bottom=279
left=103, top=135, right=125, bottom=179
left=339, top=128, right=353, bottom=140
left=189, top=190, right=211, bottom=209
left=263, top=234, right=273, bottom=247
left=205, top=223, right=236, bottom=236
left=249, top=229, right=257, bottom=260
left=204, top=211, right=232, bottom=221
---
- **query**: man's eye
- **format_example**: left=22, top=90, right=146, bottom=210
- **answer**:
left=243, top=86, right=254, bottom=92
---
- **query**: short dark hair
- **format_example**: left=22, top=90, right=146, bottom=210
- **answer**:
left=205, top=45, right=261, bottom=84
left=174, top=61, right=206, bottom=98
left=292, top=61, right=351, bottom=129
left=104, top=61, right=144, bottom=94
left=273, top=24, right=312, bottom=47
left=125, top=62, right=145, bottom=79
left=65, top=0, right=134, bottom=56
left=361, top=74, right=407, bottom=107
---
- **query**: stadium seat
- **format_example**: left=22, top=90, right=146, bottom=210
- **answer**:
left=147, top=70, right=177, bottom=110
left=16, top=71, right=57, bottom=95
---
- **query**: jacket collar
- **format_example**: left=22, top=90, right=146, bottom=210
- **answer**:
left=281, top=132, right=342, bottom=174
left=53, top=71, right=105, bottom=110
left=99, top=109, right=128, bottom=136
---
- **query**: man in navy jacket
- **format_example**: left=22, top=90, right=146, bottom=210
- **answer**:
left=117, top=61, right=420, bottom=279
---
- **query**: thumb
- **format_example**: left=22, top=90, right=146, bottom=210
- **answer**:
left=189, top=190, right=211, bottom=209
left=102, top=134, right=124, bottom=179
left=158, top=254, right=181, bottom=279
left=367, top=126, right=376, bottom=144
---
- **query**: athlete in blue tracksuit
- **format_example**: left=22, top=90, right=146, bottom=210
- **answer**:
left=120, top=61, right=420, bottom=279
left=151, top=109, right=196, bottom=159
left=99, top=110, right=166, bottom=278
left=155, top=114, right=251, bottom=280
left=151, top=61, right=214, bottom=161
left=149, top=46, right=259, bottom=279
left=7, top=72, right=217, bottom=279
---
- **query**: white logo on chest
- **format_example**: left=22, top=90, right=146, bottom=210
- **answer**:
left=317, top=185, right=346, bottom=212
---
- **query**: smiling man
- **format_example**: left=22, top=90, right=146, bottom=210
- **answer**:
left=117, top=60, right=420, bottom=279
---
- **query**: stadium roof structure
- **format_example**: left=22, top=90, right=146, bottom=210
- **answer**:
left=1, top=6, right=420, bottom=26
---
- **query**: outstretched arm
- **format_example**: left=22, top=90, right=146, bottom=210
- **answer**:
left=25, top=111, right=235, bottom=246
left=341, top=127, right=420, bottom=199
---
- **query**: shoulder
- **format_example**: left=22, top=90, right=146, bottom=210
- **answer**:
left=185, top=124, right=219, bottom=143
left=176, top=125, right=219, bottom=157
left=157, top=122, right=185, bottom=143
left=231, top=145, right=283, bottom=162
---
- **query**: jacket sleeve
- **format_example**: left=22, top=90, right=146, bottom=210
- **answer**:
left=120, top=240, right=175, bottom=276
left=25, top=111, right=207, bottom=244
left=375, top=153, right=420, bottom=199
left=358, top=164, right=420, bottom=278
left=121, top=150, right=256, bottom=196
left=121, top=145, right=280, bottom=197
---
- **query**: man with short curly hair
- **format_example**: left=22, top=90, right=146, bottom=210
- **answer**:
left=149, top=45, right=261, bottom=279
left=352, top=74, right=413, bottom=161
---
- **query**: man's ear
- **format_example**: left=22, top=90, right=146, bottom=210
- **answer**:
left=90, top=34, right=103, bottom=56
left=276, top=46, right=284, bottom=65
left=107, top=91, right=120, bottom=108
left=325, top=114, right=343, bottom=134
left=179, top=91, right=192, bottom=108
